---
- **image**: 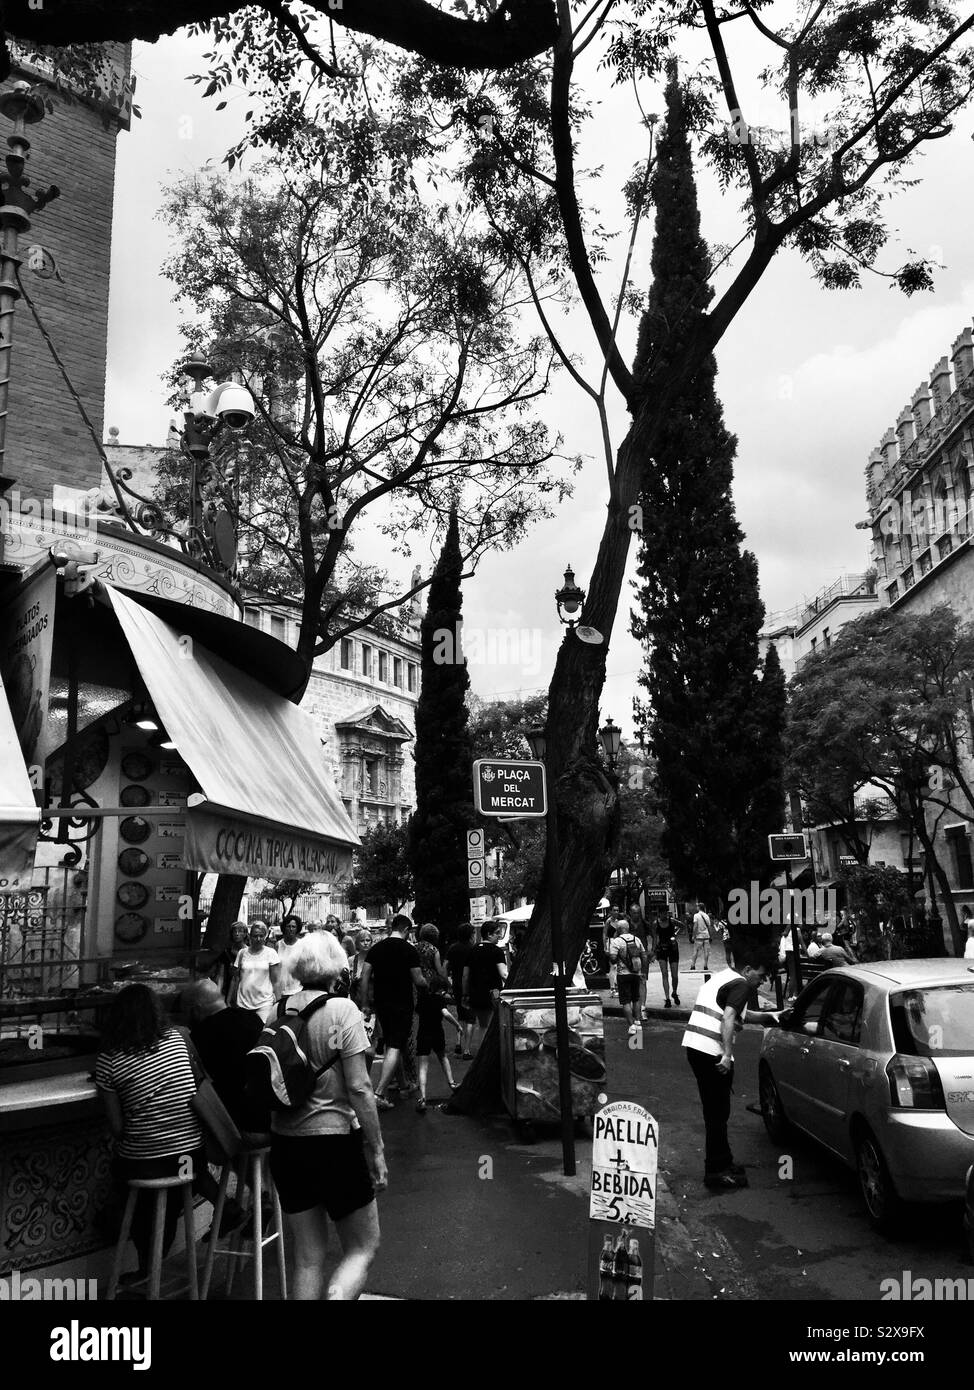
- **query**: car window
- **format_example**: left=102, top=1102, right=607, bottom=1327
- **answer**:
left=818, top=980, right=864, bottom=1046
left=787, top=976, right=835, bottom=1035
left=889, top=983, right=974, bottom=1058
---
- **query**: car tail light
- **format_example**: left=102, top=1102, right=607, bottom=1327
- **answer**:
left=886, top=1054, right=946, bottom=1109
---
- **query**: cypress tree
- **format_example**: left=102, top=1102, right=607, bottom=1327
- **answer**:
left=408, top=507, right=476, bottom=929
left=740, top=643, right=787, bottom=885
left=630, top=65, right=771, bottom=904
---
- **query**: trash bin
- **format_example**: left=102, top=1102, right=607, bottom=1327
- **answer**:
left=498, top=988, right=605, bottom=1130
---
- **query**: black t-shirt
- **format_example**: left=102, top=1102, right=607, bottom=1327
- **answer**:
left=191, top=1008, right=265, bottom=1130
left=446, top=942, right=472, bottom=994
left=466, top=942, right=505, bottom=1007
left=655, top=918, right=680, bottom=956
left=715, top=977, right=756, bottom=1020
left=366, top=936, right=421, bottom=1013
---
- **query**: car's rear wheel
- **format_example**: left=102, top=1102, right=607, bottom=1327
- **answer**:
left=854, top=1126, right=904, bottom=1235
left=759, top=1062, right=789, bottom=1143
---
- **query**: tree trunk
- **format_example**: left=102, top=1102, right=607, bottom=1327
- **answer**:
left=914, top=820, right=962, bottom=954
left=451, top=412, right=647, bottom=1115
left=196, top=873, right=247, bottom=966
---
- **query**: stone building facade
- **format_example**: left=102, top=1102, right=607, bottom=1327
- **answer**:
left=760, top=572, right=879, bottom=681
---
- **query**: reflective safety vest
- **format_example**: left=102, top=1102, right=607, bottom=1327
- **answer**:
left=681, top=968, right=745, bottom=1058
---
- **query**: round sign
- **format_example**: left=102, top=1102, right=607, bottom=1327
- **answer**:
left=467, top=828, right=485, bottom=852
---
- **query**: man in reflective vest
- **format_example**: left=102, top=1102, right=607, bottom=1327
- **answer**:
left=681, top=954, right=782, bottom=1190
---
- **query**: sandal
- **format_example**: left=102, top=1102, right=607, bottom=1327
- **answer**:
left=415, top=1099, right=427, bottom=1114
left=375, top=1095, right=395, bottom=1111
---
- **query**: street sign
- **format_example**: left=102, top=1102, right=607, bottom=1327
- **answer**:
left=466, top=828, right=485, bottom=855
left=768, top=832, right=809, bottom=862
left=644, top=888, right=668, bottom=904
left=588, top=1099, right=657, bottom=1301
left=467, top=857, right=485, bottom=889
left=469, top=896, right=487, bottom=923
left=473, top=759, right=547, bottom=819
left=838, top=855, right=857, bottom=868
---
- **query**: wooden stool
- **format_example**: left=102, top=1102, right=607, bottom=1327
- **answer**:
left=107, top=1175, right=199, bottom=1301
left=201, top=1145, right=286, bottom=1301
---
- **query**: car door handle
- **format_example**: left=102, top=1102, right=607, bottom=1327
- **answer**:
left=836, top=1058, right=851, bottom=1069
left=800, top=1046, right=811, bottom=1056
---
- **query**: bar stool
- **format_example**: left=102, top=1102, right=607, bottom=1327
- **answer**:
left=107, top=1175, right=199, bottom=1301
left=201, top=1145, right=286, bottom=1301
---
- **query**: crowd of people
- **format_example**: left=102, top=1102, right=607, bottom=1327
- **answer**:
left=95, top=911, right=510, bottom=1301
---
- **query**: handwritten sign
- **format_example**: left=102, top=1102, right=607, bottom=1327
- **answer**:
left=590, top=1100, right=658, bottom=1229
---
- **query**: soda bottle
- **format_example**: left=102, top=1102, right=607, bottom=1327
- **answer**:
left=612, top=1229, right=630, bottom=1300
left=626, top=1238, right=643, bottom=1300
left=597, top=1235, right=614, bottom=1300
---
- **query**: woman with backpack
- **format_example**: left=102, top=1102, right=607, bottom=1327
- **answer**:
left=609, top=925, right=646, bottom=1036
left=413, top=924, right=462, bottom=1112
left=269, top=931, right=386, bottom=1300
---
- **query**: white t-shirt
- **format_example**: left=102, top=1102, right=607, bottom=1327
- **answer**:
left=692, top=912, right=711, bottom=941
left=276, top=940, right=303, bottom=997
left=234, top=945, right=280, bottom=1015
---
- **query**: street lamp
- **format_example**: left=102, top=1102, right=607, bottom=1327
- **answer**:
left=179, top=357, right=256, bottom=564
left=598, top=716, right=622, bottom=768
left=523, top=720, right=576, bottom=1176
left=554, top=565, right=585, bottom=628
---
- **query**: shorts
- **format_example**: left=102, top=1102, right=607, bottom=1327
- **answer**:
left=472, top=1005, right=494, bottom=1029
left=376, top=1006, right=415, bottom=1051
left=454, top=995, right=476, bottom=1025
left=617, top=974, right=641, bottom=1006
left=270, top=1130, right=375, bottom=1220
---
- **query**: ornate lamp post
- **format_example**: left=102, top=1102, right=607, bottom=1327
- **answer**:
left=0, top=80, right=59, bottom=485
left=554, top=564, right=585, bottom=628
left=598, top=716, right=622, bottom=769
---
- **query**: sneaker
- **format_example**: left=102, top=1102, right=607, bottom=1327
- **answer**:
left=672, top=993, right=681, bottom=1006
left=664, top=998, right=672, bottom=1008
left=627, top=1023, right=638, bottom=1036
left=375, top=1095, right=395, bottom=1111
left=704, top=1171, right=746, bottom=1191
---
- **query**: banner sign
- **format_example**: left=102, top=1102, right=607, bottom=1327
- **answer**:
left=588, top=1100, right=658, bottom=1301
left=473, top=759, right=547, bottom=818
left=0, top=564, right=56, bottom=776
left=184, top=809, right=354, bottom=885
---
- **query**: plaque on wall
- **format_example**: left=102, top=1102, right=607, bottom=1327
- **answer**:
left=158, top=821, right=184, bottom=838
left=118, top=848, right=150, bottom=877
left=156, top=852, right=182, bottom=870
left=119, top=816, right=151, bottom=845
left=117, top=881, right=150, bottom=910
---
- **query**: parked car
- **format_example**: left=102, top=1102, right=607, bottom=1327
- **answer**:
left=759, top=959, right=974, bottom=1233
left=965, top=1162, right=974, bottom=1263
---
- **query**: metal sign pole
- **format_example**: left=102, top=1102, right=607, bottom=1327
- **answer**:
left=546, top=799, right=576, bottom=1177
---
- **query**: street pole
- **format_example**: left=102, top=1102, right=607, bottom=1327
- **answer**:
left=545, top=794, right=576, bottom=1177
left=786, top=861, right=803, bottom=994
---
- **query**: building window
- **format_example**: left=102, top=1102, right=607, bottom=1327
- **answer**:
left=810, top=637, right=817, bottom=654
left=918, top=549, right=932, bottom=576
left=244, top=607, right=261, bottom=629
left=393, top=657, right=403, bottom=688
left=364, top=758, right=379, bottom=796
left=947, top=827, right=974, bottom=889
left=938, top=535, right=954, bottom=561
left=270, top=613, right=287, bottom=643
left=361, top=644, right=372, bottom=678
left=823, top=628, right=830, bottom=650
left=407, top=662, right=417, bottom=693
left=378, top=651, right=388, bottom=682
left=341, top=638, right=353, bottom=671
left=886, top=581, right=899, bottom=603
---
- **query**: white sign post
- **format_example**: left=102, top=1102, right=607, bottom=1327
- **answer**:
left=588, top=1099, right=658, bottom=1301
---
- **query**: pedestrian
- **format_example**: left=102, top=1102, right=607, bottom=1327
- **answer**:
left=277, top=915, right=305, bottom=1001
left=414, top=925, right=461, bottom=1111
left=228, top=921, right=281, bottom=1022
left=655, top=911, right=682, bottom=1008
left=446, top=921, right=476, bottom=1058
left=605, top=920, right=619, bottom=996
left=359, top=913, right=426, bottom=1109
left=681, top=953, right=782, bottom=1190
left=690, top=902, right=713, bottom=972
left=214, top=921, right=249, bottom=1001
left=322, top=913, right=343, bottom=939
left=182, top=979, right=269, bottom=1138
left=962, top=906, right=974, bottom=960
left=608, top=922, right=646, bottom=1036
left=96, top=984, right=225, bottom=1287
left=268, top=931, right=386, bottom=1300
left=461, top=921, right=509, bottom=1054
left=349, top=928, right=374, bottom=1009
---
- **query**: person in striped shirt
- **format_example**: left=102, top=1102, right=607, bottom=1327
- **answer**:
left=97, top=984, right=216, bottom=1287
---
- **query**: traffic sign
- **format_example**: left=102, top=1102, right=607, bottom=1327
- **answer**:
left=467, top=857, right=485, bottom=889
left=838, top=855, right=857, bottom=868
left=473, top=759, right=547, bottom=818
left=469, top=896, right=488, bottom=923
left=466, top=828, right=485, bottom=855
left=768, top=833, right=809, bottom=862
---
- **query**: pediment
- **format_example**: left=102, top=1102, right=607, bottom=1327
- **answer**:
left=335, top=703, right=413, bottom=742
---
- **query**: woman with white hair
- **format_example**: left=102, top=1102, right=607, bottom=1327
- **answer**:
left=270, top=930, right=386, bottom=1301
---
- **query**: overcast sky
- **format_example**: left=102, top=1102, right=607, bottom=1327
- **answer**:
left=104, top=28, right=974, bottom=736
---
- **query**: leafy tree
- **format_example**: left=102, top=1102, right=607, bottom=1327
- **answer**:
left=739, top=643, right=788, bottom=886
left=614, top=743, right=667, bottom=898
left=264, top=877, right=303, bottom=921
left=408, top=508, right=477, bottom=929
left=631, top=66, right=769, bottom=906
left=349, top=822, right=413, bottom=914
left=787, top=606, right=974, bottom=954
left=838, top=863, right=941, bottom=961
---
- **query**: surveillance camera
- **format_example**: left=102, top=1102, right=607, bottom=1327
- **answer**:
left=205, top=382, right=256, bottom=431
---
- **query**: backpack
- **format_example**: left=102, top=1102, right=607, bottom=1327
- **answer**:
left=617, top=933, right=644, bottom=975
left=244, top=994, right=341, bottom=1114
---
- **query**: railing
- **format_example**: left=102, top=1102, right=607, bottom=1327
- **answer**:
left=867, top=365, right=974, bottom=508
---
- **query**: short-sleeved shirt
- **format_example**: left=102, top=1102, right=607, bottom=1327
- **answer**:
left=234, top=945, right=280, bottom=1011
left=271, top=992, right=371, bottom=1137
left=96, top=1029, right=203, bottom=1160
left=715, top=977, right=757, bottom=1021
left=365, top=936, right=421, bottom=1013
left=276, top=939, right=303, bottom=997
left=466, top=942, right=506, bottom=1008
left=692, top=912, right=712, bottom=941
left=609, top=933, right=643, bottom=977
left=446, top=942, right=472, bottom=994
left=191, top=1008, right=265, bottom=1130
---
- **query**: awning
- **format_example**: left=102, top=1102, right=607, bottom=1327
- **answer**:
left=105, top=586, right=360, bottom=884
left=0, top=669, right=40, bottom=892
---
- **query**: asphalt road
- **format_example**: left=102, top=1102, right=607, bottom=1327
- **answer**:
left=610, top=1015, right=973, bottom=1302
